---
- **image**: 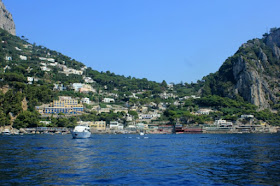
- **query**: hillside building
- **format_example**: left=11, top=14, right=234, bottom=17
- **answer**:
left=27, top=77, right=34, bottom=84
left=81, top=98, right=90, bottom=104
left=19, top=55, right=27, bottom=60
left=5, top=56, right=12, bottom=61
left=196, top=109, right=213, bottom=115
left=103, top=98, right=115, bottom=103
left=37, top=96, right=84, bottom=115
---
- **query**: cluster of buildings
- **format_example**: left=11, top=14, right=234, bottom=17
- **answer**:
left=52, top=120, right=174, bottom=134
left=36, top=96, right=84, bottom=115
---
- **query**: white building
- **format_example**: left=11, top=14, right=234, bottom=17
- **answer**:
left=53, top=84, right=66, bottom=91
left=103, top=98, right=115, bottom=103
left=27, top=77, right=34, bottom=84
left=15, top=47, right=22, bottom=51
left=241, top=115, right=254, bottom=119
left=191, top=95, right=201, bottom=99
left=62, top=66, right=83, bottom=76
left=72, top=83, right=84, bottom=91
left=81, top=98, right=90, bottom=104
left=109, top=121, right=123, bottom=130
left=167, top=84, right=174, bottom=89
left=214, top=120, right=233, bottom=127
left=39, top=121, right=51, bottom=125
left=41, top=66, right=51, bottom=72
left=84, top=77, right=94, bottom=83
left=197, top=109, right=213, bottom=115
left=81, top=66, right=88, bottom=71
left=139, top=113, right=161, bottom=120
left=49, top=62, right=58, bottom=67
left=5, top=56, right=12, bottom=61
left=126, top=125, right=137, bottom=132
left=160, top=92, right=177, bottom=99
left=19, top=55, right=27, bottom=60
left=47, top=58, right=55, bottom=62
left=39, top=57, right=47, bottom=61
left=23, top=44, right=32, bottom=49
left=126, top=114, right=133, bottom=122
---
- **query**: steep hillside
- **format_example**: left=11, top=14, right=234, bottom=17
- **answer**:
left=0, top=28, right=202, bottom=128
left=0, top=0, right=15, bottom=35
left=0, top=28, right=199, bottom=108
left=0, top=28, right=168, bottom=94
left=202, top=28, right=280, bottom=110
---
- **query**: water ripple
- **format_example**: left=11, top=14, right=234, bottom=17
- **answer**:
left=0, top=134, right=280, bottom=185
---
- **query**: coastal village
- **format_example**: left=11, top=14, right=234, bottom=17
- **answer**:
left=1, top=1, right=280, bottom=185
left=4, top=90, right=279, bottom=135
left=32, top=94, right=278, bottom=134
left=1, top=16, right=280, bottom=135
left=0, top=43, right=279, bottom=135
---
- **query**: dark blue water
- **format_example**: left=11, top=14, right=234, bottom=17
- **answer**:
left=0, top=134, right=280, bottom=185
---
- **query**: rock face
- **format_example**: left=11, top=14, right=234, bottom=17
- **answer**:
left=203, top=28, right=280, bottom=110
left=232, top=55, right=275, bottom=109
left=0, top=0, right=15, bottom=35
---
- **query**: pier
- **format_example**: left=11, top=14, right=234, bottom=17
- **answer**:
left=22, top=127, right=70, bottom=134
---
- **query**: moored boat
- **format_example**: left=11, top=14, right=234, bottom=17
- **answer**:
left=2, top=129, right=11, bottom=135
left=71, top=124, right=91, bottom=139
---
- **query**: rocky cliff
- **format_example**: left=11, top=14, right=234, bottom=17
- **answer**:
left=202, top=28, right=280, bottom=110
left=0, top=0, right=15, bottom=35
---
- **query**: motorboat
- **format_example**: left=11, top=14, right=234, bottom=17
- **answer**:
left=2, top=129, right=11, bottom=135
left=139, top=131, right=145, bottom=136
left=71, top=124, right=91, bottom=139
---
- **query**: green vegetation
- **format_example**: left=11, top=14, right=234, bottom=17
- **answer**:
left=13, top=111, right=40, bottom=129
left=162, top=95, right=255, bottom=124
left=1, top=27, right=280, bottom=128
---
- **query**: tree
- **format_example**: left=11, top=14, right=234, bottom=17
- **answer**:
left=0, top=109, right=10, bottom=126
left=13, top=111, right=40, bottom=129
left=56, top=117, right=70, bottom=127
left=161, top=80, right=167, bottom=88
left=128, top=110, right=138, bottom=119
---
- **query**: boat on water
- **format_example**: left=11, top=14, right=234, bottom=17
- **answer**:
left=139, top=131, right=145, bottom=136
left=2, top=129, right=11, bottom=135
left=71, top=124, right=91, bottom=139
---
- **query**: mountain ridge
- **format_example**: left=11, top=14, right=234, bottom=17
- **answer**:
left=202, top=28, right=280, bottom=110
left=0, top=0, right=15, bottom=35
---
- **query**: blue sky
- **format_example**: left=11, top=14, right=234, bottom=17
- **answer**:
left=3, top=0, right=280, bottom=83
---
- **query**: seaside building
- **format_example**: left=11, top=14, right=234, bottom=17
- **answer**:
left=90, top=121, right=106, bottom=131
left=38, top=96, right=84, bottom=115
left=109, top=121, right=124, bottom=130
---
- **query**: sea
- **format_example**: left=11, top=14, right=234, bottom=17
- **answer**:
left=0, top=133, right=280, bottom=185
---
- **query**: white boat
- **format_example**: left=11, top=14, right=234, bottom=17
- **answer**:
left=139, top=131, right=145, bottom=136
left=71, top=124, right=91, bottom=139
left=2, top=129, right=11, bottom=135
